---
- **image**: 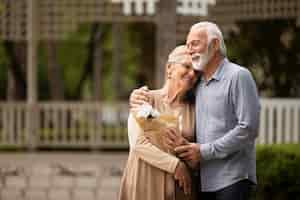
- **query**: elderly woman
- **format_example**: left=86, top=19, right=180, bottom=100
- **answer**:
left=119, top=45, right=200, bottom=200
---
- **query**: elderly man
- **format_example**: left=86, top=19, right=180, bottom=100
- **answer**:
left=130, top=22, right=260, bottom=200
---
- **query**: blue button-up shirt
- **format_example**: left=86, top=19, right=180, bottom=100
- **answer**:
left=195, top=58, right=260, bottom=192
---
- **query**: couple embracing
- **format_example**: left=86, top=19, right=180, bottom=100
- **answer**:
left=119, top=22, right=260, bottom=200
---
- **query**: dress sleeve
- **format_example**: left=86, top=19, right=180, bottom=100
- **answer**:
left=128, top=113, right=179, bottom=174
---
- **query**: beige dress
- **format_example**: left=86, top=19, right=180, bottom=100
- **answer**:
left=119, top=90, right=197, bottom=200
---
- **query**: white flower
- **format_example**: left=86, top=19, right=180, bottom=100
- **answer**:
left=136, top=103, right=160, bottom=119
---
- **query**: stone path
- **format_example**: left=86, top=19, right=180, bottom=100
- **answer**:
left=0, top=152, right=128, bottom=200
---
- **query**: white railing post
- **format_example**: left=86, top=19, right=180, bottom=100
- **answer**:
left=258, top=102, right=266, bottom=144
left=276, top=103, right=283, bottom=144
left=268, top=103, right=275, bottom=144
left=2, top=106, right=8, bottom=144
left=293, top=103, right=300, bottom=144
left=284, top=105, right=291, bottom=143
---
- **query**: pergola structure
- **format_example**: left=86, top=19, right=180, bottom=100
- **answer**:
left=1, top=0, right=300, bottom=103
left=0, top=0, right=207, bottom=102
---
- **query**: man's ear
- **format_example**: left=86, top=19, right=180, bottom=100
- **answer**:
left=213, top=38, right=220, bottom=53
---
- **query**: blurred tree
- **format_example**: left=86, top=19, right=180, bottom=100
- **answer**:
left=45, top=41, right=65, bottom=100
left=101, top=23, right=142, bottom=101
left=112, top=23, right=124, bottom=100
left=55, top=23, right=142, bottom=101
left=132, top=23, right=156, bottom=87
left=0, top=23, right=158, bottom=101
left=74, top=23, right=103, bottom=100
left=227, top=20, right=300, bottom=97
left=3, top=41, right=27, bottom=100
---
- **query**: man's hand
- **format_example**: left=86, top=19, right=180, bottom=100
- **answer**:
left=129, top=86, right=152, bottom=110
left=164, top=128, right=189, bottom=151
left=174, top=161, right=191, bottom=195
left=175, top=143, right=201, bottom=165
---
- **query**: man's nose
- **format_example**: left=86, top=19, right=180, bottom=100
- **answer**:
left=187, top=48, right=194, bottom=55
left=188, top=69, right=196, bottom=77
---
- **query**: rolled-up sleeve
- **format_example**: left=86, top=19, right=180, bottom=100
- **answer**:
left=200, top=69, right=261, bottom=161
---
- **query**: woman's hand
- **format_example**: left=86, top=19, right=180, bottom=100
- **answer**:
left=174, top=161, right=192, bottom=195
left=129, top=86, right=152, bottom=110
left=165, top=129, right=200, bottom=169
left=164, top=128, right=189, bottom=151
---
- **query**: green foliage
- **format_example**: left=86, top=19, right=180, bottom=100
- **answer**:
left=56, top=23, right=140, bottom=101
left=101, top=24, right=141, bottom=101
left=255, top=145, right=300, bottom=200
left=38, top=44, right=51, bottom=100
left=18, top=23, right=142, bottom=101
left=227, top=20, right=300, bottom=97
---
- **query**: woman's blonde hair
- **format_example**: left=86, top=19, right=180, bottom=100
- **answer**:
left=164, top=45, right=199, bottom=104
left=165, top=45, right=190, bottom=80
left=167, top=45, right=190, bottom=64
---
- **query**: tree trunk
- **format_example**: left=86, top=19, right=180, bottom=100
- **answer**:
left=112, top=23, right=124, bottom=100
left=75, top=23, right=103, bottom=100
left=7, top=70, right=16, bottom=101
left=46, top=41, right=65, bottom=100
left=136, top=23, right=155, bottom=87
left=4, top=41, right=27, bottom=100
left=93, top=24, right=103, bottom=101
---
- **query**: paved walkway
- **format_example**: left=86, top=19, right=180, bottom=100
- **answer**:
left=0, top=152, right=128, bottom=200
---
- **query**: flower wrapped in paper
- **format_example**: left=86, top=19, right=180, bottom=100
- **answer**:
left=133, top=103, right=179, bottom=152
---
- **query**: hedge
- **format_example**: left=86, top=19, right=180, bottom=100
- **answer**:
left=255, top=145, right=300, bottom=200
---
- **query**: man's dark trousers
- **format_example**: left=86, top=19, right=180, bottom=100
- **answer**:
left=200, top=179, right=255, bottom=200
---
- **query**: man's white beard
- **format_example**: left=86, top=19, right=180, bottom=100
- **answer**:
left=192, top=48, right=213, bottom=71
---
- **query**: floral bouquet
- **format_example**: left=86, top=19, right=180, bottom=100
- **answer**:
left=132, top=103, right=180, bottom=151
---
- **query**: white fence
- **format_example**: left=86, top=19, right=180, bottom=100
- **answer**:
left=0, top=98, right=299, bottom=149
left=258, top=98, right=300, bottom=145
left=0, top=102, right=129, bottom=149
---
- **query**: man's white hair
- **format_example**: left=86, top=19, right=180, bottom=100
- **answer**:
left=190, top=21, right=227, bottom=57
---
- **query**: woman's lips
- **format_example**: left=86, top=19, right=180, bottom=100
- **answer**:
left=182, top=76, right=194, bottom=84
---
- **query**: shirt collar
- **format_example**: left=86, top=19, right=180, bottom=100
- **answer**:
left=201, top=57, right=228, bottom=84
left=211, top=57, right=228, bottom=81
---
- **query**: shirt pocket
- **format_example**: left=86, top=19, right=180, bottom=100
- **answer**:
left=207, top=85, right=229, bottom=135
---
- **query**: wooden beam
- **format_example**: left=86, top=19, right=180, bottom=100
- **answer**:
left=155, top=0, right=177, bottom=87
left=27, top=0, right=39, bottom=150
left=27, top=0, right=38, bottom=103
left=297, top=1, right=300, bottom=27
